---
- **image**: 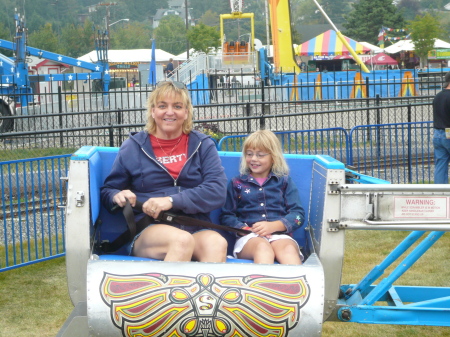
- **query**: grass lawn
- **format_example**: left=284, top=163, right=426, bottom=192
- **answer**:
left=1, top=230, right=450, bottom=336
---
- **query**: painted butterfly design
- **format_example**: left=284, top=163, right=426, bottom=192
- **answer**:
left=100, top=272, right=310, bottom=337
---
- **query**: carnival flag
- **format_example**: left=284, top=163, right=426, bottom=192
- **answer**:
left=378, top=28, right=385, bottom=49
left=148, top=39, right=156, bottom=85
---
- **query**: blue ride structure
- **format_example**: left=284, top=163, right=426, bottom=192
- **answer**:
left=0, top=11, right=110, bottom=129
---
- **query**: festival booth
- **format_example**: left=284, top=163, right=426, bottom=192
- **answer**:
left=295, top=30, right=371, bottom=72
left=384, top=39, right=450, bottom=68
left=364, top=53, right=399, bottom=70
left=286, top=30, right=418, bottom=100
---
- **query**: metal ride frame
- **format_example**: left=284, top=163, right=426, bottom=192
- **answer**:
left=335, top=184, right=450, bottom=326
left=0, top=12, right=110, bottom=113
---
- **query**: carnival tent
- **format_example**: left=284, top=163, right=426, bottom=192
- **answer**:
left=296, top=30, right=371, bottom=56
left=359, top=41, right=383, bottom=54
left=78, top=49, right=175, bottom=63
left=333, top=55, right=353, bottom=60
left=364, top=52, right=398, bottom=65
left=384, top=39, right=450, bottom=54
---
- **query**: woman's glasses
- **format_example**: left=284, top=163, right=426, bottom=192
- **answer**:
left=157, top=81, right=187, bottom=89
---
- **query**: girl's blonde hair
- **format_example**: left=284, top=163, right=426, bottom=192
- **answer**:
left=240, top=129, right=289, bottom=176
left=145, top=81, right=193, bottom=134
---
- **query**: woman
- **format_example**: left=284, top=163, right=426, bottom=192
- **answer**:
left=101, top=81, right=228, bottom=262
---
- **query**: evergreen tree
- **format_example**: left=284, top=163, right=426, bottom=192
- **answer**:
left=343, top=0, right=405, bottom=44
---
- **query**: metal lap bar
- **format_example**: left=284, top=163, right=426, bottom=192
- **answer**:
left=337, top=184, right=450, bottom=232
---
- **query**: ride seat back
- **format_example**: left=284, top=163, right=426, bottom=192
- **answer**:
left=89, top=149, right=313, bottom=258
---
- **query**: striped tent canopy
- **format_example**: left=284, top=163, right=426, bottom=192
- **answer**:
left=296, top=30, right=371, bottom=56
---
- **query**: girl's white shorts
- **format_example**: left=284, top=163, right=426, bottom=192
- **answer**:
left=232, top=233, right=304, bottom=261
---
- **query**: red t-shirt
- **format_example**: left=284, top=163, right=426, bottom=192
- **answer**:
left=150, top=134, right=188, bottom=179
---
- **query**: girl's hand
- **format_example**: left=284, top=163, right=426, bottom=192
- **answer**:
left=251, top=221, right=274, bottom=238
left=252, top=220, right=287, bottom=238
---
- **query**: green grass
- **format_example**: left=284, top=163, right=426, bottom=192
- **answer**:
left=0, top=257, right=71, bottom=337
left=0, top=235, right=65, bottom=270
left=0, top=147, right=76, bottom=162
left=1, top=230, right=450, bottom=336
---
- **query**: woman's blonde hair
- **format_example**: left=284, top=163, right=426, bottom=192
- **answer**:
left=240, top=129, right=289, bottom=176
left=145, top=81, right=193, bottom=134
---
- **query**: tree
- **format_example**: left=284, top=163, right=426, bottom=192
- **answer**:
left=199, top=10, right=219, bottom=27
left=321, top=0, right=351, bottom=25
left=28, top=23, right=60, bottom=53
left=60, top=20, right=95, bottom=58
left=343, top=0, right=405, bottom=44
left=397, top=0, right=421, bottom=21
left=154, top=15, right=187, bottom=55
left=190, top=0, right=229, bottom=19
left=293, top=0, right=323, bottom=25
left=187, top=23, right=220, bottom=54
left=0, top=22, right=13, bottom=57
left=407, top=13, right=443, bottom=67
left=111, top=22, right=153, bottom=49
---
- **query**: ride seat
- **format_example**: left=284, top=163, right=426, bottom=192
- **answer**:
left=87, top=148, right=310, bottom=263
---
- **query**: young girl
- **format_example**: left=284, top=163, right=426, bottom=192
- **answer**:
left=220, top=130, right=305, bottom=265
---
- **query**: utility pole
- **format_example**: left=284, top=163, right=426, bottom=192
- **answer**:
left=97, top=2, right=117, bottom=31
left=185, top=0, right=189, bottom=59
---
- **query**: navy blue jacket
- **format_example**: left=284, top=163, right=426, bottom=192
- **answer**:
left=100, top=130, right=227, bottom=222
left=220, top=173, right=305, bottom=235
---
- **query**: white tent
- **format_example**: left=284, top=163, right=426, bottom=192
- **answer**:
left=173, top=49, right=199, bottom=61
left=77, top=49, right=175, bottom=63
left=359, top=41, right=383, bottom=54
left=384, top=39, right=450, bottom=54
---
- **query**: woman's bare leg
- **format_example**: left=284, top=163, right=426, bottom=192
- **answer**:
left=192, top=230, right=227, bottom=262
left=237, top=237, right=274, bottom=264
left=133, top=224, right=195, bottom=262
left=271, top=239, right=302, bottom=265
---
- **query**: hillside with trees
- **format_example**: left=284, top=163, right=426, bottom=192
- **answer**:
left=0, top=0, right=450, bottom=57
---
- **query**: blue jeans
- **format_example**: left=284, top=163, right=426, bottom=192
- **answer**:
left=433, top=129, right=450, bottom=183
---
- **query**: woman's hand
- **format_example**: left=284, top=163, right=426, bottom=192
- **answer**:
left=142, top=197, right=173, bottom=218
left=113, top=190, right=137, bottom=208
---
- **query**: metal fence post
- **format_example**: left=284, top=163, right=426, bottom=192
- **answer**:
left=245, top=103, right=251, bottom=134
left=117, top=108, right=123, bottom=145
left=58, top=86, right=63, bottom=147
left=109, top=125, right=114, bottom=147
left=376, top=94, right=381, bottom=159
left=407, top=104, right=412, bottom=183
left=260, top=81, right=266, bottom=130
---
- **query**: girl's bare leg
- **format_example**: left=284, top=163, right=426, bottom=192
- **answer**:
left=271, top=239, right=302, bottom=265
left=237, top=237, right=275, bottom=264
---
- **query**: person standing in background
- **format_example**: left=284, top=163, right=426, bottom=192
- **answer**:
left=432, top=71, right=450, bottom=183
left=165, top=58, right=174, bottom=78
